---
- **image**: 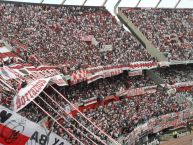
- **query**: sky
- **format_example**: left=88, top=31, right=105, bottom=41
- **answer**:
left=2, top=0, right=193, bottom=14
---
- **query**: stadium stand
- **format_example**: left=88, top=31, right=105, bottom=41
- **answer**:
left=0, top=3, right=153, bottom=72
left=0, top=1, right=193, bottom=145
left=121, top=8, right=193, bottom=62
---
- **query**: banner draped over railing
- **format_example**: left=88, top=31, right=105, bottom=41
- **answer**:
left=116, top=85, right=157, bottom=97
left=0, top=105, right=71, bottom=145
left=13, top=75, right=68, bottom=112
left=13, top=78, right=50, bottom=112
left=4, top=61, right=157, bottom=86
left=50, top=74, right=68, bottom=86
left=128, top=70, right=143, bottom=76
left=161, top=81, right=193, bottom=90
left=124, top=109, right=193, bottom=144
left=81, top=85, right=157, bottom=107
left=82, top=61, right=157, bottom=85
left=87, top=68, right=123, bottom=84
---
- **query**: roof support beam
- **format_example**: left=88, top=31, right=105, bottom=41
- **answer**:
left=82, top=0, right=87, bottom=6
left=155, top=0, right=162, bottom=8
left=175, top=0, right=181, bottom=8
left=135, top=0, right=142, bottom=7
left=102, top=0, right=108, bottom=6
left=61, top=0, right=67, bottom=5
left=114, top=0, right=122, bottom=15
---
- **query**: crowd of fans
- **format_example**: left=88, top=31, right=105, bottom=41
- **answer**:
left=17, top=84, right=190, bottom=144
left=60, top=73, right=155, bottom=103
left=0, top=64, right=61, bottom=109
left=0, top=3, right=152, bottom=71
left=1, top=2, right=193, bottom=145
left=0, top=69, right=156, bottom=110
left=18, top=72, right=155, bottom=122
left=15, top=67, right=191, bottom=144
left=122, top=8, right=193, bottom=61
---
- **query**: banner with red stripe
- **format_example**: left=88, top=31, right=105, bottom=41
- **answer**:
left=0, top=105, right=71, bottom=145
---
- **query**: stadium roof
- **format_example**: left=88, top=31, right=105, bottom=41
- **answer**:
left=1, top=0, right=193, bottom=15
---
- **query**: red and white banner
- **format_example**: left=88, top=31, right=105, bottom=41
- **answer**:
left=81, top=85, right=157, bottom=107
left=13, top=68, right=31, bottom=76
left=82, top=97, right=98, bottom=106
left=65, top=61, right=158, bottom=85
left=99, top=45, right=113, bottom=52
left=128, top=61, right=157, bottom=70
left=161, top=81, right=193, bottom=89
left=0, top=46, right=17, bottom=61
left=0, top=105, right=71, bottom=145
left=51, top=74, right=68, bottom=86
left=87, top=68, right=123, bottom=84
left=128, top=70, right=142, bottom=76
left=87, top=74, right=103, bottom=84
left=172, top=81, right=193, bottom=88
left=14, top=78, right=50, bottom=112
left=81, top=35, right=93, bottom=42
left=70, top=69, right=88, bottom=85
left=87, top=61, right=157, bottom=74
left=127, top=87, right=145, bottom=97
left=117, top=85, right=157, bottom=97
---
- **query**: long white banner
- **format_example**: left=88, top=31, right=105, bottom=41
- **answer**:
left=87, top=68, right=123, bottom=84
left=13, top=78, right=50, bottom=112
left=117, top=85, right=157, bottom=97
left=161, top=81, right=193, bottom=88
left=0, top=105, right=71, bottom=145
